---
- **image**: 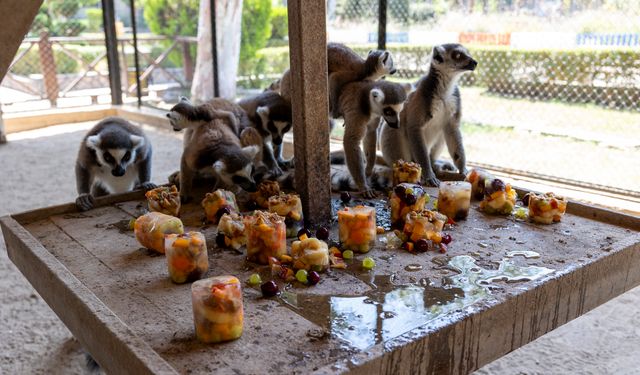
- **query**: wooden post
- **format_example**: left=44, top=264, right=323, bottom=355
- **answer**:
left=287, top=0, right=332, bottom=226
left=102, top=0, right=123, bottom=104
left=182, top=41, right=194, bottom=83
left=38, top=31, right=59, bottom=106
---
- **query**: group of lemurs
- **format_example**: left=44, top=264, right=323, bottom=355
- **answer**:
left=74, top=43, right=477, bottom=210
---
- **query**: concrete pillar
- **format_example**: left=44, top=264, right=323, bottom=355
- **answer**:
left=287, top=0, right=332, bottom=226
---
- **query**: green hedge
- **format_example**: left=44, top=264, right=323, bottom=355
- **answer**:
left=244, top=44, right=640, bottom=110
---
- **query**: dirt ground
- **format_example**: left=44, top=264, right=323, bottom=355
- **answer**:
left=1, top=122, right=639, bottom=374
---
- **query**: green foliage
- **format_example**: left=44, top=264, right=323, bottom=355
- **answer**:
left=270, top=6, right=288, bottom=42
left=84, top=8, right=103, bottom=32
left=30, top=0, right=100, bottom=37
left=239, top=0, right=273, bottom=79
left=140, top=0, right=199, bottom=37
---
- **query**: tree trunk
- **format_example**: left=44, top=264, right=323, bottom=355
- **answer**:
left=191, top=0, right=243, bottom=101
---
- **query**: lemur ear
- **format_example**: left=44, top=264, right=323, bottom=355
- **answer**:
left=433, top=46, right=445, bottom=64
left=241, top=145, right=260, bottom=159
left=370, top=88, right=385, bottom=105
left=130, top=135, right=145, bottom=149
left=179, top=96, right=190, bottom=103
left=86, top=135, right=101, bottom=150
left=402, top=83, right=413, bottom=94
left=380, top=51, right=390, bottom=64
left=256, top=106, right=270, bottom=118
left=368, top=49, right=374, bottom=55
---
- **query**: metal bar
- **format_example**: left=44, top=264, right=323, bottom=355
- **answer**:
left=210, top=0, right=219, bottom=97
left=127, top=41, right=180, bottom=93
left=377, top=0, right=387, bottom=50
left=129, top=0, right=142, bottom=107
left=102, top=0, right=122, bottom=105
left=287, top=0, right=332, bottom=226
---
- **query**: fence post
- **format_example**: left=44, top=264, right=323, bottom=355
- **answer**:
left=0, top=103, right=6, bottom=144
left=102, top=0, right=123, bottom=105
left=378, top=0, right=387, bottom=50
left=287, top=0, right=331, bottom=226
left=182, top=41, right=194, bottom=83
left=38, top=31, right=59, bottom=106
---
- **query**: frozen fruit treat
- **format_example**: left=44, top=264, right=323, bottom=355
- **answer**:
left=437, top=181, right=471, bottom=221
left=165, top=231, right=209, bottom=283
left=217, top=213, right=246, bottom=249
left=465, top=168, right=495, bottom=200
left=290, top=237, right=329, bottom=272
left=393, top=160, right=422, bottom=185
left=244, top=211, right=287, bottom=264
left=389, top=183, right=428, bottom=228
left=480, top=178, right=517, bottom=215
left=338, top=205, right=376, bottom=253
left=145, top=185, right=181, bottom=216
left=403, top=209, right=448, bottom=243
left=527, top=192, right=568, bottom=224
left=191, top=276, right=243, bottom=343
left=134, top=212, right=184, bottom=253
left=268, top=193, right=304, bottom=238
left=250, top=180, right=280, bottom=209
left=202, top=189, right=239, bottom=224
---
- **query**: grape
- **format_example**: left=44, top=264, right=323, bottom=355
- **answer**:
left=415, top=239, right=430, bottom=252
left=340, top=191, right=352, bottom=203
left=248, top=273, right=262, bottom=285
left=342, top=250, right=354, bottom=259
left=362, top=257, right=376, bottom=270
left=439, top=243, right=448, bottom=253
left=246, top=200, right=259, bottom=211
left=215, top=232, right=226, bottom=247
left=393, top=185, right=406, bottom=199
left=316, top=227, right=330, bottom=241
left=521, top=193, right=530, bottom=206
left=491, top=179, right=506, bottom=193
left=215, top=206, right=232, bottom=222
left=514, top=207, right=528, bottom=220
left=307, top=271, right=321, bottom=285
left=441, top=234, right=453, bottom=245
left=297, top=228, right=312, bottom=240
left=260, top=281, right=279, bottom=297
left=404, top=193, right=417, bottom=205
left=295, top=269, right=308, bottom=284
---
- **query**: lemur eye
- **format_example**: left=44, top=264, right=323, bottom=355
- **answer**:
left=122, top=151, right=131, bottom=162
left=103, top=152, right=114, bottom=163
left=383, top=108, right=395, bottom=116
left=454, top=53, right=461, bottom=60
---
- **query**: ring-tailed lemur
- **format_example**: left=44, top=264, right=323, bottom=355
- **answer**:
left=167, top=98, right=260, bottom=202
left=380, top=43, right=477, bottom=187
left=75, top=117, right=155, bottom=211
left=338, top=80, right=409, bottom=198
left=279, top=43, right=396, bottom=118
left=237, top=91, right=292, bottom=177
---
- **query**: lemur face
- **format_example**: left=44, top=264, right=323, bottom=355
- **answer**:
left=213, top=146, right=260, bottom=192
left=370, top=87, right=406, bottom=129
left=256, top=106, right=292, bottom=145
left=369, top=50, right=397, bottom=76
left=166, top=97, right=202, bottom=131
left=86, top=134, right=143, bottom=177
left=432, top=44, right=477, bottom=73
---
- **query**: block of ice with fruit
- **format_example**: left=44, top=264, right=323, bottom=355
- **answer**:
left=244, top=211, right=287, bottom=264
left=134, top=212, right=184, bottom=253
left=437, top=181, right=472, bottom=221
left=290, top=237, right=329, bottom=272
left=268, top=193, right=304, bottom=238
left=338, top=205, right=376, bottom=253
left=480, top=178, right=517, bottom=215
left=527, top=192, right=568, bottom=224
left=145, top=185, right=181, bottom=217
left=250, top=180, right=280, bottom=209
left=465, top=168, right=495, bottom=200
left=191, top=276, right=243, bottom=343
left=164, top=231, right=209, bottom=284
left=402, top=209, right=448, bottom=243
left=217, top=213, right=246, bottom=249
left=201, top=189, right=239, bottom=224
left=393, top=159, right=422, bottom=185
left=389, top=183, right=429, bottom=228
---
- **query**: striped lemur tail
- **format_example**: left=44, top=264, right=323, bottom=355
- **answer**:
left=330, top=150, right=392, bottom=192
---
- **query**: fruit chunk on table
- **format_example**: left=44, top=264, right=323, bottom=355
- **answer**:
left=191, top=276, right=244, bottom=343
left=393, top=159, right=422, bottom=185
left=244, top=211, right=287, bottom=264
left=480, top=178, right=517, bottom=215
left=437, top=181, right=472, bottom=221
left=290, top=237, right=329, bottom=272
left=268, top=193, right=304, bottom=238
left=134, top=212, right=184, bottom=254
left=527, top=192, right=568, bottom=224
left=165, top=231, right=209, bottom=284
left=338, top=205, right=376, bottom=253
left=145, top=185, right=181, bottom=217
left=389, top=183, right=428, bottom=228
left=217, top=213, right=246, bottom=249
left=202, top=189, right=239, bottom=224
left=403, top=209, right=448, bottom=243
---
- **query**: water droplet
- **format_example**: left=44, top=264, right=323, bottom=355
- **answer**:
left=478, top=242, right=489, bottom=248
left=404, top=264, right=423, bottom=272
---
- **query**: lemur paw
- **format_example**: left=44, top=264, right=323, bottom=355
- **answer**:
left=423, top=175, right=441, bottom=187
left=360, top=188, right=377, bottom=199
left=277, top=159, right=293, bottom=170
left=434, top=160, right=456, bottom=173
left=136, top=182, right=157, bottom=191
left=180, top=195, right=193, bottom=204
left=268, top=166, right=284, bottom=178
left=75, top=194, right=95, bottom=212
left=167, top=171, right=180, bottom=186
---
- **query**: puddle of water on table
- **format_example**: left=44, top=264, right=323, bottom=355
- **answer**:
left=505, top=250, right=541, bottom=259
left=282, top=255, right=554, bottom=350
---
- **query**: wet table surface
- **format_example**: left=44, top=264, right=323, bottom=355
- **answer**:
left=2, top=188, right=640, bottom=374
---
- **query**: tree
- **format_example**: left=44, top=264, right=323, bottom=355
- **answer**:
left=191, top=0, right=244, bottom=101
left=31, top=0, right=99, bottom=37
left=140, top=0, right=199, bottom=37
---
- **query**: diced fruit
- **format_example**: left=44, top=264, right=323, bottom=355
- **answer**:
left=415, top=239, right=429, bottom=252
left=215, top=206, right=232, bottom=222
left=316, top=227, right=330, bottom=240
left=405, top=193, right=417, bottom=205
left=342, top=250, right=354, bottom=259
left=441, top=234, right=452, bottom=245
left=307, top=271, right=321, bottom=285
left=340, top=191, right=352, bottom=203
left=362, top=257, right=376, bottom=270
left=295, top=269, right=308, bottom=284
left=298, top=228, right=312, bottom=240
left=376, top=226, right=385, bottom=234
left=248, top=273, right=262, bottom=285
left=260, top=281, right=279, bottom=297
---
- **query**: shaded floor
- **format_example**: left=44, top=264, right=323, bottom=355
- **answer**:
left=0, top=122, right=638, bottom=374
